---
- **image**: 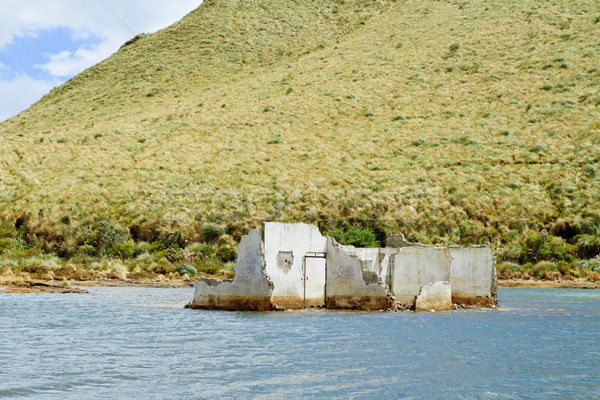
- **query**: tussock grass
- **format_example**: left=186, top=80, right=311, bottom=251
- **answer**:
left=0, top=0, right=599, bottom=267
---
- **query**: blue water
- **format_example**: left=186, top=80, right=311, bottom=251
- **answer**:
left=0, top=287, right=599, bottom=399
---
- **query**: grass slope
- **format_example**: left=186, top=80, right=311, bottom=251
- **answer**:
left=1, top=0, right=599, bottom=270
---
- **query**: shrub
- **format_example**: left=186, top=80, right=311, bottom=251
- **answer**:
left=326, top=226, right=381, bottom=248
left=188, top=242, right=217, bottom=260
left=574, top=234, right=600, bottom=258
left=197, top=264, right=220, bottom=275
left=77, top=244, right=97, bottom=256
left=134, top=242, right=152, bottom=256
left=518, top=234, right=578, bottom=263
left=176, top=263, right=197, bottom=277
left=557, top=261, right=573, bottom=276
left=267, top=134, right=283, bottom=144
left=583, top=164, right=596, bottom=178
left=529, top=145, right=547, bottom=154
left=107, top=242, right=135, bottom=259
left=22, top=262, right=50, bottom=278
left=77, top=218, right=129, bottom=257
left=151, top=262, right=176, bottom=275
left=201, top=223, right=227, bottom=242
left=216, top=245, right=236, bottom=262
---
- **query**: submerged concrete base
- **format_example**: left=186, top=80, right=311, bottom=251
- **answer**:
left=450, top=293, right=496, bottom=307
left=326, top=295, right=393, bottom=311
left=271, top=295, right=304, bottom=310
left=185, top=295, right=275, bottom=311
left=415, top=281, right=452, bottom=312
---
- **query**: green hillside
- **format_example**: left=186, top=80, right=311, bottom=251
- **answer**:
left=1, top=0, right=599, bottom=274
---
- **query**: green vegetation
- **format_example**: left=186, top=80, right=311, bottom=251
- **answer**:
left=1, top=0, right=599, bottom=280
left=325, top=226, right=381, bottom=248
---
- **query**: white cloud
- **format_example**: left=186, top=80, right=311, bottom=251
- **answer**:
left=0, top=1, right=202, bottom=49
left=0, top=75, right=59, bottom=122
left=36, top=41, right=116, bottom=78
left=0, top=0, right=202, bottom=119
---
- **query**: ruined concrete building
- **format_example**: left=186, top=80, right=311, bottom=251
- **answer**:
left=187, top=223, right=498, bottom=311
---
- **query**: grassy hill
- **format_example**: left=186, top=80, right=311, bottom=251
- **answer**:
left=1, top=0, right=599, bottom=277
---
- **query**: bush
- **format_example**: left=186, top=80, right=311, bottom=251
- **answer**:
left=176, top=263, right=197, bottom=277
left=134, top=242, right=152, bottom=256
left=197, top=264, right=219, bottom=275
left=0, top=218, right=15, bottom=240
left=216, top=245, right=236, bottom=262
left=22, top=262, right=50, bottom=278
left=557, top=261, right=573, bottom=276
left=518, top=234, right=578, bottom=263
left=188, top=242, right=217, bottom=260
left=107, top=242, right=135, bottom=259
left=77, top=218, right=129, bottom=257
left=201, top=223, right=227, bottom=242
left=574, top=234, right=600, bottom=258
left=326, top=226, right=381, bottom=248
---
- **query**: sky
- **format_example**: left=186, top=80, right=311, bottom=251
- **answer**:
left=0, top=0, right=202, bottom=122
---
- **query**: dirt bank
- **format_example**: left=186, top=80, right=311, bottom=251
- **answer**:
left=0, top=274, right=194, bottom=293
left=498, top=279, right=600, bottom=289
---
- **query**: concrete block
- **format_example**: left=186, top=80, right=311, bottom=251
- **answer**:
left=449, top=246, right=497, bottom=306
left=389, top=246, right=450, bottom=307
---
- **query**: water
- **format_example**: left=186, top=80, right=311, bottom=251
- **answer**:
left=1, top=287, right=599, bottom=399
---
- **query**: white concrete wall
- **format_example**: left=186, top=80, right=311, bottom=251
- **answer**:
left=378, top=248, right=399, bottom=289
left=352, top=248, right=381, bottom=274
left=449, top=246, right=497, bottom=306
left=389, top=247, right=450, bottom=306
left=190, top=229, right=274, bottom=310
left=263, top=223, right=327, bottom=309
left=325, top=239, right=393, bottom=310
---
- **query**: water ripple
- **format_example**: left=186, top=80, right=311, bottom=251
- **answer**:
left=1, top=287, right=599, bottom=399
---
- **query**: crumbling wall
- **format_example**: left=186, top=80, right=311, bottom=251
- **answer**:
left=325, top=238, right=394, bottom=310
left=388, top=247, right=450, bottom=308
left=187, top=229, right=274, bottom=311
left=449, top=246, right=498, bottom=306
left=263, top=223, right=327, bottom=309
left=386, top=233, right=426, bottom=248
left=188, top=224, right=498, bottom=312
left=352, top=248, right=381, bottom=273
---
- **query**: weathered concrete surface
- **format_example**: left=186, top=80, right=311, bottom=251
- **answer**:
left=189, top=224, right=497, bottom=312
left=415, top=281, right=452, bottom=311
left=263, top=223, right=327, bottom=309
left=188, top=229, right=275, bottom=311
left=449, top=246, right=497, bottom=307
left=388, top=247, right=450, bottom=307
left=325, top=239, right=394, bottom=310
left=386, top=233, right=426, bottom=248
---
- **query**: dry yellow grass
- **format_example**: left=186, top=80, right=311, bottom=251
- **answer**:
left=0, top=0, right=599, bottom=256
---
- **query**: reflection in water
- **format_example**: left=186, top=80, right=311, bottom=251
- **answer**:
left=0, top=287, right=599, bottom=399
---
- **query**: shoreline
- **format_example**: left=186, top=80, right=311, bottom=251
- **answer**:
left=2, top=277, right=599, bottom=293
left=0, top=277, right=194, bottom=294
left=498, top=279, right=600, bottom=289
